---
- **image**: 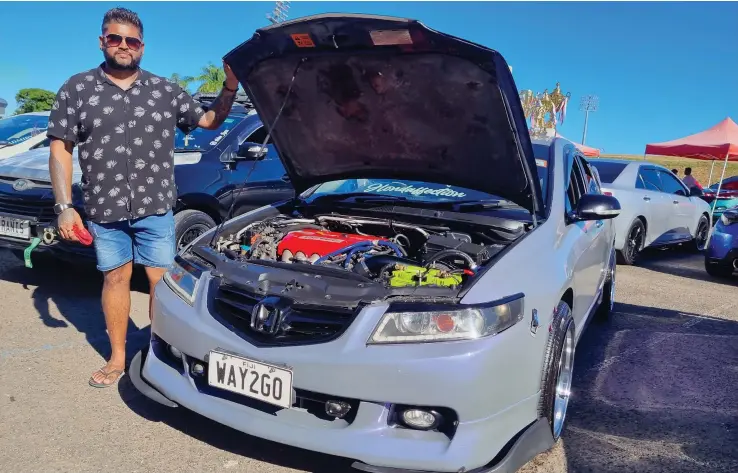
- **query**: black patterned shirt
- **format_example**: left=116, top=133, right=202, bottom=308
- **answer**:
left=47, top=64, right=205, bottom=223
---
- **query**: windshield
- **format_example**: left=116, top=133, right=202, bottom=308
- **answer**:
left=588, top=161, right=628, bottom=184
left=308, top=144, right=551, bottom=210
left=174, top=114, right=243, bottom=151
left=0, top=114, right=49, bottom=145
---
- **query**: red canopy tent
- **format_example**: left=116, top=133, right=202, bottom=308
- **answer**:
left=555, top=133, right=601, bottom=157
left=644, top=117, right=738, bottom=234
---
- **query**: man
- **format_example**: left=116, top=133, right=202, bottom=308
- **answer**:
left=47, top=8, right=240, bottom=388
left=682, top=167, right=702, bottom=190
left=671, top=169, right=678, bottom=176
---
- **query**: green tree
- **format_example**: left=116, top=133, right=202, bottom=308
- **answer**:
left=169, top=73, right=194, bottom=93
left=14, top=88, right=56, bottom=114
left=193, top=63, right=230, bottom=94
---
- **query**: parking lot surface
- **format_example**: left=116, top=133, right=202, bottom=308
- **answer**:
left=1, top=248, right=736, bottom=473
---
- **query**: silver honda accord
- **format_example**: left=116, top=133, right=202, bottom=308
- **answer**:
left=130, top=13, right=621, bottom=473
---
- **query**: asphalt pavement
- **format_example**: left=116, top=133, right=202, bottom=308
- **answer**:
left=0, top=247, right=736, bottom=473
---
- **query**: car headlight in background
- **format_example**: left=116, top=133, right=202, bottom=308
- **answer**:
left=368, top=294, right=524, bottom=344
left=719, top=210, right=738, bottom=226
left=163, top=255, right=204, bottom=305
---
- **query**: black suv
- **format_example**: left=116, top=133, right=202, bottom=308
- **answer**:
left=0, top=94, right=294, bottom=264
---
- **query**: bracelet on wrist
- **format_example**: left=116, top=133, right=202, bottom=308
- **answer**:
left=223, top=81, right=238, bottom=93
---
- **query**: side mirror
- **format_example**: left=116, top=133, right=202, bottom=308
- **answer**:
left=689, top=186, right=704, bottom=197
left=237, top=142, right=268, bottom=160
left=571, top=194, right=621, bottom=222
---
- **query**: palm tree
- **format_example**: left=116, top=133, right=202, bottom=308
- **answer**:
left=169, top=73, right=194, bottom=93
left=193, top=63, right=237, bottom=94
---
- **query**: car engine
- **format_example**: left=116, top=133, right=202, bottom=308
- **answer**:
left=212, top=215, right=503, bottom=290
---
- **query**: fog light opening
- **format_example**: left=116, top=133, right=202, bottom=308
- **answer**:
left=401, top=408, right=441, bottom=430
left=325, top=400, right=352, bottom=419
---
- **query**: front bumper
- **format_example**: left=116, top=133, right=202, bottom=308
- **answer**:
left=706, top=226, right=738, bottom=263
left=132, top=275, right=549, bottom=472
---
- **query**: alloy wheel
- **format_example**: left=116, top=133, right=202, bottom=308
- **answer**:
left=552, top=324, right=575, bottom=439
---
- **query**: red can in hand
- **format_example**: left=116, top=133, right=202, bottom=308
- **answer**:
left=74, top=226, right=93, bottom=246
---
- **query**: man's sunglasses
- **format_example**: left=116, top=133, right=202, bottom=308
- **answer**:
left=104, top=33, right=143, bottom=51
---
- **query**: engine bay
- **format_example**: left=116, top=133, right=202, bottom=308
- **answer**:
left=211, top=214, right=506, bottom=290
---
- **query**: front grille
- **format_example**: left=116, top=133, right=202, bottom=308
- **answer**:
left=0, top=195, right=55, bottom=224
left=211, top=279, right=357, bottom=347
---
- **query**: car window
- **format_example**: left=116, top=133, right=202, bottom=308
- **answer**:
left=580, top=159, right=601, bottom=194
left=637, top=168, right=661, bottom=192
left=242, top=126, right=273, bottom=145
left=565, top=156, right=587, bottom=213
left=175, top=114, right=243, bottom=151
left=588, top=161, right=627, bottom=184
left=658, top=170, right=688, bottom=196
left=0, top=114, right=49, bottom=146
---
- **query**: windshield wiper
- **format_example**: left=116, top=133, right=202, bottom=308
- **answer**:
left=453, top=199, right=522, bottom=211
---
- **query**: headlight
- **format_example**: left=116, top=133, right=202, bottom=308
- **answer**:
left=163, top=255, right=204, bottom=305
left=368, top=294, right=524, bottom=344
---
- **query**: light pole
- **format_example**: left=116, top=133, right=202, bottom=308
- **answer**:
left=579, top=94, right=599, bottom=145
left=267, top=1, right=290, bottom=24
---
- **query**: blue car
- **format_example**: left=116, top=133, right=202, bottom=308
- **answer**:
left=704, top=207, right=738, bottom=278
left=0, top=95, right=293, bottom=265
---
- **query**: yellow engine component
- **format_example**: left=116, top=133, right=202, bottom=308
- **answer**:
left=388, top=264, right=463, bottom=288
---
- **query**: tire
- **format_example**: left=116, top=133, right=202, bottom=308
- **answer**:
left=596, top=251, right=616, bottom=319
left=704, top=257, right=734, bottom=278
left=538, top=300, right=576, bottom=442
left=616, top=219, right=645, bottom=265
left=174, top=210, right=216, bottom=252
left=690, top=214, right=710, bottom=252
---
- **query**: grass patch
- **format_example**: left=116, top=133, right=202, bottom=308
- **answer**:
left=595, top=154, right=738, bottom=187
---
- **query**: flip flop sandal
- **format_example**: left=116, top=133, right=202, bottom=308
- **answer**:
left=88, top=368, right=125, bottom=388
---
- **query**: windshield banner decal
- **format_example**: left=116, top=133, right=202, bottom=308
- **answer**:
left=364, top=181, right=467, bottom=198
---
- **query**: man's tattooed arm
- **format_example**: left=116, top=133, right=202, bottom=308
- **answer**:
left=201, top=86, right=237, bottom=130
left=49, top=139, right=74, bottom=205
left=49, top=139, right=82, bottom=241
left=197, top=61, right=240, bottom=130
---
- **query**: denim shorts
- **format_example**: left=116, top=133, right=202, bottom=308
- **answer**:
left=86, top=211, right=176, bottom=272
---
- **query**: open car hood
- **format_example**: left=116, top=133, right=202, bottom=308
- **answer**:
left=224, top=14, right=543, bottom=215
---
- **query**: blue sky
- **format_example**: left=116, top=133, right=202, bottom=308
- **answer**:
left=1, top=1, right=736, bottom=155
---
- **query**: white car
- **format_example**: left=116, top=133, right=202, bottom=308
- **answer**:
left=0, top=112, right=51, bottom=160
left=587, top=158, right=711, bottom=265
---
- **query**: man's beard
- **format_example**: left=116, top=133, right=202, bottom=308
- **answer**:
left=103, top=50, right=141, bottom=71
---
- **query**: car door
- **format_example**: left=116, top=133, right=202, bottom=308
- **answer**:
left=635, top=166, right=671, bottom=245
left=656, top=169, right=695, bottom=240
left=564, top=153, right=598, bottom=330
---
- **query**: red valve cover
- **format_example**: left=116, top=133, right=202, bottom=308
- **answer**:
left=277, top=229, right=378, bottom=258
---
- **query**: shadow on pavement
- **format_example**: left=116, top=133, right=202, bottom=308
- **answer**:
left=564, top=302, right=738, bottom=472
left=0, top=250, right=152, bottom=362
left=635, top=247, right=737, bottom=286
left=118, top=376, right=356, bottom=473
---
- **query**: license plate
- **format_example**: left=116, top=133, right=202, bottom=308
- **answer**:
left=0, top=216, right=30, bottom=239
left=207, top=350, right=293, bottom=409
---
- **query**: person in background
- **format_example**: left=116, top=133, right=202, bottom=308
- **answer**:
left=682, top=167, right=702, bottom=190
left=671, top=169, right=678, bottom=176
left=47, top=7, right=240, bottom=388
